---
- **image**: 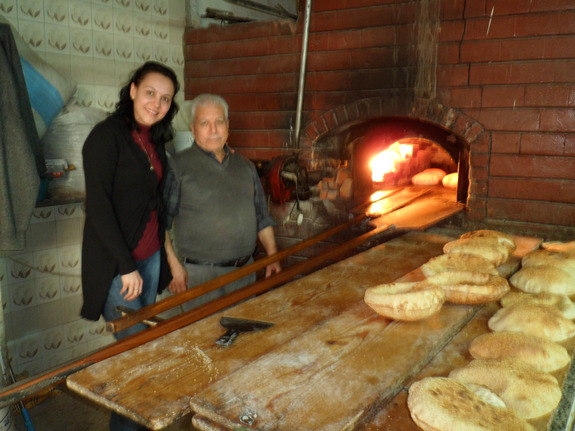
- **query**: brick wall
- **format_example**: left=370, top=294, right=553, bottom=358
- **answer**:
left=184, top=0, right=575, bottom=238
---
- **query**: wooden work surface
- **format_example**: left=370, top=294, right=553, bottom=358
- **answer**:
left=66, top=231, right=541, bottom=430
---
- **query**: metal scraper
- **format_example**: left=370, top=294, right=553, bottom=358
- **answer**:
left=216, top=316, right=275, bottom=347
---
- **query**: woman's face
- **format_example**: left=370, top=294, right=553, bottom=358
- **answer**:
left=130, top=72, right=175, bottom=127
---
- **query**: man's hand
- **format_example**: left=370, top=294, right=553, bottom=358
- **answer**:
left=120, top=270, right=143, bottom=300
left=168, top=260, right=188, bottom=294
left=265, top=261, right=281, bottom=278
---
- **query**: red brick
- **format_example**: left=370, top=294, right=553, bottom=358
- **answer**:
left=529, top=0, right=575, bottom=13
left=544, top=36, right=575, bottom=59
left=482, top=86, right=525, bottom=108
left=540, top=108, right=575, bottom=133
left=463, top=0, right=488, bottom=18
left=349, top=47, right=398, bottom=69
left=188, top=54, right=299, bottom=78
left=464, top=16, right=516, bottom=40
left=566, top=135, right=575, bottom=156
left=470, top=179, right=488, bottom=197
left=470, top=152, right=489, bottom=169
left=490, top=154, right=575, bottom=180
left=313, top=0, right=392, bottom=12
left=553, top=60, right=575, bottom=83
left=469, top=64, right=508, bottom=85
left=491, top=132, right=520, bottom=154
left=441, top=87, right=482, bottom=109
left=460, top=40, right=501, bottom=62
left=489, top=177, right=575, bottom=203
left=525, top=85, right=572, bottom=107
left=438, top=42, right=461, bottom=64
left=487, top=198, right=575, bottom=227
left=233, top=111, right=291, bottom=130
left=441, top=0, right=466, bottom=20
left=472, top=108, right=540, bottom=132
left=520, top=133, right=566, bottom=155
left=515, top=11, right=575, bottom=36
left=437, top=64, right=470, bottom=86
left=184, top=20, right=294, bottom=45
left=438, top=21, right=465, bottom=42
left=271, top=34, right=302, bottom=55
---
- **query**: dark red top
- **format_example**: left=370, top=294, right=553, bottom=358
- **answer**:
left=131, top=126, right=162, bottom=261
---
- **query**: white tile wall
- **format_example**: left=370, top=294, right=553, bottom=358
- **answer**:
left=0, top=0, right=187, bottom=378
left=0, top=0, right=187, bottom=115
left=0, top=203, right=114, bottom=378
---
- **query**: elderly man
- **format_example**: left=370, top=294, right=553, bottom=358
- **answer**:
left=166, top=94, right=281, bottom=310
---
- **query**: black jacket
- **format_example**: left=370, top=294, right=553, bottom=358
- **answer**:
left=81, top=115, right=171, bottom=321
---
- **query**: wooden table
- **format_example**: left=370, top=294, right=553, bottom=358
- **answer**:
left=67, top=230, right=545, bottom=430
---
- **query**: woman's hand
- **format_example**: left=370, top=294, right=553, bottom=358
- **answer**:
left=120, top=270, right=143, bottom=300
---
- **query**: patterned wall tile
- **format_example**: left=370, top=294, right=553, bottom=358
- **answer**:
left=2, top=0, right=186, bottom=376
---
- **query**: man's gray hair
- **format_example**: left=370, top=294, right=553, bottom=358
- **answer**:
left=189, top=94, right=229, bottom=122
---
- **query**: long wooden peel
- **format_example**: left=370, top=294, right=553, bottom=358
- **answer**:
left=0, top=221, right=395, bottom=409
left=107, top=186, right=428, bottom=333
left=106, top=212, right=369, bottom=333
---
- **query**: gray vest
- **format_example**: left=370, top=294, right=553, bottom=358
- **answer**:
left=173, top=144, right=258, bottom=262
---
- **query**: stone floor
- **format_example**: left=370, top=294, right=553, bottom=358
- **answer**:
left=11, top=388, right=194, bottom=431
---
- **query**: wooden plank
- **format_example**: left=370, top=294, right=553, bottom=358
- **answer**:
left=360, top=186, right=432, bottom=217
left=189, top=234, right=542, bottom=431
left=368, top=187, right=462, bottom=231
left=189, top=301, right=479, bottom=431
left=66, top=232, right=452, bottom=430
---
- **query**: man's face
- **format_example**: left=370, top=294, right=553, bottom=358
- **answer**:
left=191, top=102, right=229, bottom=154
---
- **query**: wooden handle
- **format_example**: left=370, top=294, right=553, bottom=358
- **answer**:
left=107, top=213, right=368, bottom=333
left=0, top=221, right=393, bottom=408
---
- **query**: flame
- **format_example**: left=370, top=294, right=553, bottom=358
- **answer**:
left=370, top=142, right=413, bottom=182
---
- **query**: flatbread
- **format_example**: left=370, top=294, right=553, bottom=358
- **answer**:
left=488, top=302, right=575, bottom=342
left=443, top=237, right=510, bottom=267
left=521, top=249, right=575, bottom=277
left=425, top=271, right=510, bottom=304
left=448, top=357, right=562, bottom=419
left=509, top=265, right=575, bottom=295
left=421, top=253, right=498, bottom=277
left=500, top=291, right=575, bottom=320
left=364, top=281, right=445, bottom=321
left=407, top=377, right=535, bottom=431
left=460, top=229, right=517, bottom=252
left=468, top=331, right=570, bottom=372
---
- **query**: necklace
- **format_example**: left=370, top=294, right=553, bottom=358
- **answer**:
left=135, top=131, right=155, bottom=172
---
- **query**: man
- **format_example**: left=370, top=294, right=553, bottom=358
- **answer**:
left=166, top=94, right=281, bottom=310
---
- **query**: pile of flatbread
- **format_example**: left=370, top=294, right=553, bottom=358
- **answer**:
left=406, top=239, right=575, bottom=431
left=364, top=230, right=515, bottom=321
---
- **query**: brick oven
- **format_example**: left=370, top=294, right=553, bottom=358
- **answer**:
left=184, top=0, right=575, bottom=242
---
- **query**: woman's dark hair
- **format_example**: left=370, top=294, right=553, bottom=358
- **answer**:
left=114, top=61, right=180, bottom=144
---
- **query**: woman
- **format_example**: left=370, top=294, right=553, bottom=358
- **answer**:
left=81, top=61, right=187, bottom=431
left=81, top=61, right=186, bottom=338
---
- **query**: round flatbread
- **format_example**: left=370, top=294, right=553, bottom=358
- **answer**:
left=488, top=302, right=575, bottom=342
left=468, top=331, right=570, bottom=372
left=460, top=229, right=517, bottom=252
left=407, top=377, right=535, bottom=431
left=509, top=265, right=575, bottom=295
left=425, top=271, right=510, bottom=304
left=448, top=357, right=562, bottom=420
left=364, top=281, right=445, bottom=321
left=521, top=249, right=575, bottom=278
left=500, top=291, right=575, bottom=320
left=443, top=237, right=510, bottom=267
left=421, top=253, right=498, bottom=277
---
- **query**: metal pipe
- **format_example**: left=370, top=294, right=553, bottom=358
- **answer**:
left=293, top=0, right=312, bottom=149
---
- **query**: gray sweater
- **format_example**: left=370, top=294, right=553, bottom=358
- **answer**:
left=173, top=144, right=265, bottom=262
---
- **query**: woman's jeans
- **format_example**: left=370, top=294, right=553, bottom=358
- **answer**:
left=102, top=250, right=160, bottom=431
